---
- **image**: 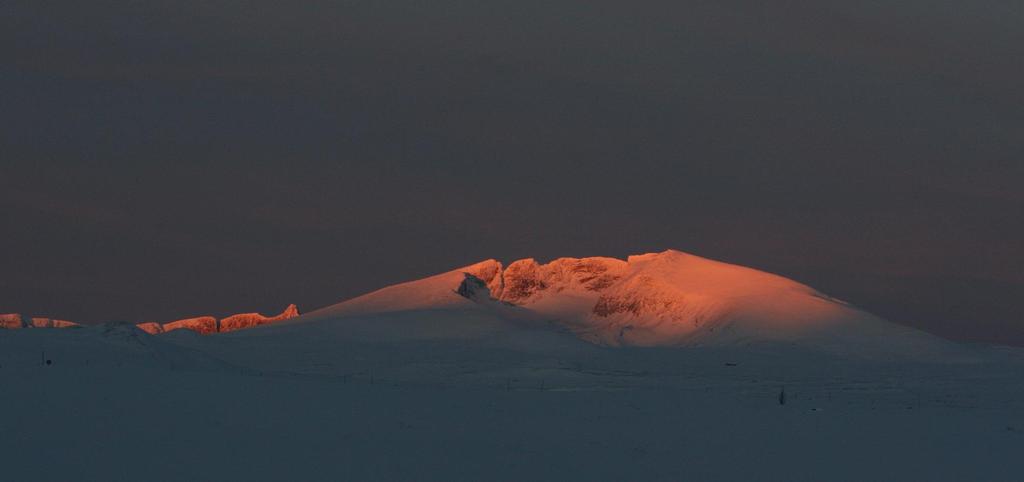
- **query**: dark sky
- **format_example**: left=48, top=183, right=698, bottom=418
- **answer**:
left=2, top=1, right=1022, bottom=345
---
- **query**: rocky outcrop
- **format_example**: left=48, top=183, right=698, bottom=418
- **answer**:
left=161, top=316, right=219, bottom=335
left=462, top=259, right=504, bottom=299
left=0, top=313, right=26, bottom=329
left=456, top=274, right=492, bottom=302
left=499, top=259, right=546, bottom=302
left=136, top=305, right=300, bottom=335
left=2, top=305, right=299, bottom=336
left=219, top=304, right=299, bottom=332
left=0, top=314, right=79, bottom=329
left=480, top=256, right=628, bottom=304
left=31, top=317, right=79, bottom=328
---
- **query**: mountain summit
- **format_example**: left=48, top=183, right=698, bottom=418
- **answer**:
left=311, top=250, right=957, bottom=357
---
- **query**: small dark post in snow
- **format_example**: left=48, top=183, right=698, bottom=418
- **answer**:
left=779, top=386, right=786, bottom=405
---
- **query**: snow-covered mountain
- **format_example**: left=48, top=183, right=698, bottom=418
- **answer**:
left=1, top=250, right=960, bottom=357
left=2, top=250, right=1020, bottom=482
left=310, top=250, right=958, bottom=358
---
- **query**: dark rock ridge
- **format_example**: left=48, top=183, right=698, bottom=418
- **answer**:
left=456, top=274, right=492, bottom=302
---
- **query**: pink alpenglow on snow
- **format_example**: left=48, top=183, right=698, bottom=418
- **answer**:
left=0, top=314, right=80, bottom=329
left=311, top=250, right=958, bottom=358
left=0, top=314, right=26, bottom=329
left=219, top=304, right=299, bottom=332
left=136, top=305, right=300, bottom=335
left=156, top=316, right=220, bottom=335
left=1, top=306, right=299, bottom=335
left=30, top=318, right=79, bottom=328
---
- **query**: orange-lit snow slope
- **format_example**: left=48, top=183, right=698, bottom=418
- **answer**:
left=309, top=250, right=957, bottom=357
left=137, top=304, right=300, bottom=335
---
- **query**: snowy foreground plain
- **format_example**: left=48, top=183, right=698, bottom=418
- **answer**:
left=3, top=252, right=1024, bottom=481
left=3, top=323, right=1023, bottom=482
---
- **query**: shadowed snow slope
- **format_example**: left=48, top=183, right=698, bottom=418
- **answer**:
left=306, top=250, right=961, bottom=359
left=0, top=322, right=236, bottom=372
